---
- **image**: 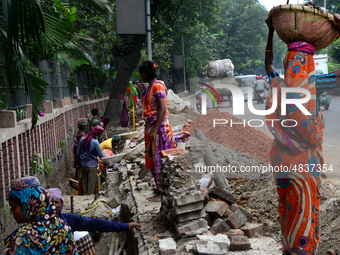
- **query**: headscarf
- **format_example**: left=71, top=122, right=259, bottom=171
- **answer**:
left=47, top=188, right=64, bottom=214
left=84, top=125, right=104, bottom=150
left=77, top=118, right=88, bottom=127
left=101, top=116, right=110, bottom=129
left=74, top=118, right=87, bottom=146
left=288, top=41, right=315, bottom=55
left=112, top=134, right=121, bottom=143
left=5, top=177, right=78, bottom=255
left=126, top=81, right=138, bottom=108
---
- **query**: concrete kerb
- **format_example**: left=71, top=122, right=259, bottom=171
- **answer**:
left=0, top=97, right=108, bottom=144
left=0, top=110, right=17, bottom=128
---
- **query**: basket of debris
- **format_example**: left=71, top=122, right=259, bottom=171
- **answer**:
left=118, top=131, right=139, bottom=140
left=269, top=4, right=339, bottom=51
left=101, top=154, right=123, bottom=165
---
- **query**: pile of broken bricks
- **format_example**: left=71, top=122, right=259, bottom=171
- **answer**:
left=157, top=152, right=264, bottom=254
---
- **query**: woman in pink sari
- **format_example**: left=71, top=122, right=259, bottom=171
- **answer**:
left=139, top=61, right=176, bottom=202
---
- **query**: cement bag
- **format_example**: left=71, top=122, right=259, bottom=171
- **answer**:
left=269, top=4, right=339, bottom=51
left=205, top=59, right=234, bottom=78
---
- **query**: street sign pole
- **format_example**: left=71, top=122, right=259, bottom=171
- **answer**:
left=147, top=0, right=152, bottom=60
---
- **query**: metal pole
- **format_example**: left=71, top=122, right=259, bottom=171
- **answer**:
left=182, top=35, right=186, bottom=91
left=146, top=0, right=152, bottom=61
left=71, top=195, right=74, bottom=214
left=324, top=0, right=326, bottom=9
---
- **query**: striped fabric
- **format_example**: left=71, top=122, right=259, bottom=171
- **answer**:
left=75, top=233, right=95, bottom=255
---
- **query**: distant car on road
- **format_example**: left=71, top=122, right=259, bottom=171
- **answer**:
left=234, top=75, right=256, bottom=101
left=315, top=69, right=324, bottom=76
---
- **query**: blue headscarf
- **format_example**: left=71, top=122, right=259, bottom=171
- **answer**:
left=5, top=177, right=78, bottom=255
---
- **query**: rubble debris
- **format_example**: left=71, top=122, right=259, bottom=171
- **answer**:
left=226, top=229, right=244, bottom=239
left=204, top=201, right=229, bottom=218
left=69, top=178, right=78, bottom=190
left=210, top=219, right=230, bottom=235
left=177, top=210, right=206, bottom=223
left=194, top=129, right=229, bottom=189
left=174, top=202, right=204, bottom=216
left=177, top=219, right=209, bottom=237
left=194, top=241, right=227, bottom=255
left=209, top=187, right=237, bottom=205
left=158, top=238, right=176, bottom=255
left=225, top=210, right=247, bottom=229
left=107, top=198, right=119, bottom=208
left=240, top=223, right=264, bottom=238
left=197, top=233, right=231, bottom=247
left=229, top=236, right=251, bottom=251
left=137, top=182, right=150, bottom=191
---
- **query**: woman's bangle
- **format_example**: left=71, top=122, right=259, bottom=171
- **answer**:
left=265, top=50, right=273, bottom=53
left=152, top=128, right=157, bottom=132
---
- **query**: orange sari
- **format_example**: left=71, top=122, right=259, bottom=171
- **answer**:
left=143, top=80, right=176, bottom=191
left=266, top=50, right=323, bottom=254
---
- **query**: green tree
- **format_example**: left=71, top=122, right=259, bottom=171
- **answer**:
left=103, top=0, right=220, bottom=123
left=0, top=0, right=110, bottom=128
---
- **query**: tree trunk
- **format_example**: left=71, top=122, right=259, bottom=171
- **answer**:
left=170, top=67, right=184, bottom=93
left=160, top=67, right=167, bottom=84
left=104, top=35, right=146, bottom=125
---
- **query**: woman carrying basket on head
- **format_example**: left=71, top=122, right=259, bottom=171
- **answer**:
left=264, top=14, right=340, bottom=255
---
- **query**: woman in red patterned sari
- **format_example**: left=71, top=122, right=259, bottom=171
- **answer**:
left=139, top=61, right=176, bottom=202
left=264, top=16, right=340, bottom=254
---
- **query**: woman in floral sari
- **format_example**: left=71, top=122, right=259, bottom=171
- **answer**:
left=265, top=16, right=340, bottom=255
left=5, top=176, right=78, bottom=255
left=139, top=61, right=176, bottom=202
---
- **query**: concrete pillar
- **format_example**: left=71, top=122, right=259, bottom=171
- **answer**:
left=79, top=95, right=83, bottom=101
left=83, top=95, right=89, bottom=101
left=43, top=101, right=53, bottom=114
left=0, top=111, right=17, bottom=128
left=89, top=94, right=95, bottom=100
left=71, top=98, right=78, bottom=104
left=64, top=97, right=71, bottom=105
left=26, top=104, right=32, bottom=118
left=55, top=99, right=64, bottom=108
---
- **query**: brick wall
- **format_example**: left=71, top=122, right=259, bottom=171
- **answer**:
left=0, top=97, right=109, bottom=205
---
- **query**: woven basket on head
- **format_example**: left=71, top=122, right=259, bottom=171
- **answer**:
left=269, top=4, right=339, bottom=51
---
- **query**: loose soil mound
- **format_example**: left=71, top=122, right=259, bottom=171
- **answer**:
left=190, top=108, right=273, bottom=163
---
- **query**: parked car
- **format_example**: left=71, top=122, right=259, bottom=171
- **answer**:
left=315, top=69, right=324, bottom=76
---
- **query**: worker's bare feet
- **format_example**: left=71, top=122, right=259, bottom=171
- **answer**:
left=147, top=194, right=161, bottom=202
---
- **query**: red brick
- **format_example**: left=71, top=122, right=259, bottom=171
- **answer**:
left=177, top=218, right=208, bottom=237
left=204, top=201, right=229, bottom=218
left=240, top=223, right=263, bottom=238
left=209, top=186, right=237, bottom=205
left=227, top=229, right=244, bottom=239
left=229, top=236, right=251, bottom=251
left=210, top=218, right=230, bottom=235
left=161, top=148, right=187, bottom=157
left=226, top=210, right=247, bottom=229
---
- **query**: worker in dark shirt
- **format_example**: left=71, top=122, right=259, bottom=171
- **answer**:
left=47, top=188, right=142, bottom=255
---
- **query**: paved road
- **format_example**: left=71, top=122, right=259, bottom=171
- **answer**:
left=196, top=95, right=340, bottom=178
